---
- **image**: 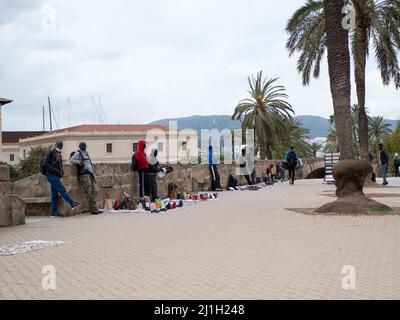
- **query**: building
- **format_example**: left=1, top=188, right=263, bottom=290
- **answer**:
left=0, top=98, right=199, bottom=165
left=18, top=124, right=198, bottom=164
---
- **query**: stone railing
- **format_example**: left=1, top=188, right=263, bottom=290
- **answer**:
left=13, top=160, right=285, bottom=217
left=0, top=165, right=26, bottom=227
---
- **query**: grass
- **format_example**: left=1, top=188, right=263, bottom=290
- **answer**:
left=372, top=204, right=393, bottom=214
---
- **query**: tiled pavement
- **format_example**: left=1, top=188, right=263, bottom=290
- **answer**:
left=0, top=179, right=399, bottom=299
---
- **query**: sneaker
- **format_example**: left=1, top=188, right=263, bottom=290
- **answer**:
left=89, top=208, right=103, bottom=215
left=71, top=201, right=81, bottom=210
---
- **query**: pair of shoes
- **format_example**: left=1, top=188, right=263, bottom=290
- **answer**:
left=383, top=182, right=388, bottom=186
left=71, top=201, right=81, bottom=210
left=50, top=213, right=58, bottom=218
left=90, top=208, right=103, bottom=215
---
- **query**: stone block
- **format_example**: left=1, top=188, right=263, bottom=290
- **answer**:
left=0, top=165, right=10, bottom=182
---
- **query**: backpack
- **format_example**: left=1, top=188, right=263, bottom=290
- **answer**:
left=39, top=155, right=48, bottom=175
left=287, top=151, right=297, bottom=167
left=132, top=153, right=139, bottom=172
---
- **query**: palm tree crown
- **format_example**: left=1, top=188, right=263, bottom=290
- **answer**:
left=232, top=71, right=294, bottom=158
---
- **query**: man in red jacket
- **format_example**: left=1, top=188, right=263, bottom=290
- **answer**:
left=135, top=140, right=150, bottom=200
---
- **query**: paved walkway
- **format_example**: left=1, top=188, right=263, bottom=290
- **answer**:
left=1, top=179, right=400, bottom=299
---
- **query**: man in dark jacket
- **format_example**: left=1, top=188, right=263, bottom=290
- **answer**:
left=69, top=142, right=102, bottom=214
left=134, top=140, right=150, bottom=200
left=379, top=143, right=389, bottom=185
left=285, top=146, right=298, bottom=185
left=42, top=141, right=80, bottom=217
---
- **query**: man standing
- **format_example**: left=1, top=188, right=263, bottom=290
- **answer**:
left=41, top=141, right=80, bottom=217
left=208, top=145, right=222, bottom=191
left=135, top=140, right=150, bottom=201
left=69, top=142, right=102, bottom=215
left=379, top=143, right=389, bottom=185
left=393, top=153, right=400, bottom=178
left=148, top=148, right=164, bottom=201
left=285, top=146, right=298, bottom=185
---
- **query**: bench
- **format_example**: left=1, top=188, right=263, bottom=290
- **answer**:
left=22, top=197, right=51, bottom=216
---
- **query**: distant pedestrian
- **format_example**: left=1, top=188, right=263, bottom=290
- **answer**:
left=148, top=149, right=164, bottom=201
left=239, top=145, right=253, bottom=185
left=208, top=145, right=222, bottom=191
left=379, top=143, right=389, bottom=185
left=69, top=142, right=102, bottom=215
left=285, top=146, right=298, bottom=185
left=133, top=140, right=151, bottom=201
left=265, top=163, right=274, bottom=184
left=41, top=141, right=80, bottom=217
left=393, top=153, right=400, bottom=177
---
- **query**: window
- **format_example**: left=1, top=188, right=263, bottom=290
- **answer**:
left=133, top=143, right=138, bottom=152
left=10, top=154, right=15, bottom=162
left=182, top=141, right=188, bottom=151
left=106, top=143, right=113, bottom=154
left=23, top=150, right=26, bottom=159
left=158, top=142, right=163, bottom=152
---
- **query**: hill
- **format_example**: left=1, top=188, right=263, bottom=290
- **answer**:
left=150, top=114, right=397, bottom=138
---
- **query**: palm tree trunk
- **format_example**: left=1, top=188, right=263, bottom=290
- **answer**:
left=323, top=0, right=354, bottom=160
left=260, top=144, right=268, bottom=160
left=354, top=8, right=369, bottom=161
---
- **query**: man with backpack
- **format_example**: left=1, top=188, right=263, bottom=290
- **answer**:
left=40, top=141, right=80, bottom=217
left=69, top=142, right=102, bottom=215
left=132, top=140, right=150, bottom=201
left=285, top=146, right=298, bottom=185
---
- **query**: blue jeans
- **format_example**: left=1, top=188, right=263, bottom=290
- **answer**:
left=381, top=164, right=388, bottom=184
left=46, top=175, right=74, bottom=215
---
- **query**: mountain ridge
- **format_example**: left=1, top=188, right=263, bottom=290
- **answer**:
left=150, top=114, right=397, bottom=138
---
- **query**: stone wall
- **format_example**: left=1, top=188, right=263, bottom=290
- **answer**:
left=12, top=160, right=307, bottom=217
left=0, top=165, right=26, bottom=227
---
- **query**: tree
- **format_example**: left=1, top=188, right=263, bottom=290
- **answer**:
left=232, top=71, right=294, bottom=159
left=15, top=146, right=49, bottom=180
left=323, top=0, right=354, bottom=159
left=273, top=118, right=312, bottom=159
left=368, top=116, right=393, bottom=155
left=286, top=0, right=400, bottom=160
left=384, top=125, right=400, bottom=155
left=310, top=141, right=323, bottom=157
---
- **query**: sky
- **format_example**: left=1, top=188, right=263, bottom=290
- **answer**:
left=0, top=0, right=399, bottom=131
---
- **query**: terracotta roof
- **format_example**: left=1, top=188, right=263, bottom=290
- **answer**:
left=0, top=98, right=13, bottom=105
left=47, top=124, right=171, bottom=134
left=2, top=131, right=47, bottom=143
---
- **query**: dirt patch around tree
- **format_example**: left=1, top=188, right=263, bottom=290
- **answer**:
left=321, top=193, right=400, bottom=198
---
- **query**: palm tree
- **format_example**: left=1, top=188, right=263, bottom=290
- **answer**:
left=368, top=116, right=393, bottom=141
left=324, top=125, right=339, bottom=153
left=368, top=116, right=393, bottom=156
left=286, top=0, right=400, bottom=160
left=323, top=0, right=354, bottom=159
left=310, top=141, right=323, bottom=157
left=273, top=118, right=312, bottom=158
left=232, top=71, right=294, bottom=159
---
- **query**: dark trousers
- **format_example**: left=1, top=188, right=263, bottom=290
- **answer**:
left=138, top=170, right=150, bottom=199
left=244, top=175, right=252, bottom=185
left=148, top=174, right=158, bottom=201
left=209, top=165, right=222, bottom=191
left=395, top=164, right=400, bottom=177
left=288, top=166, right=296, bottom=184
